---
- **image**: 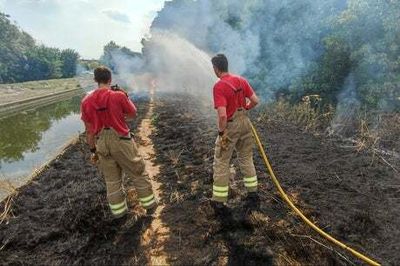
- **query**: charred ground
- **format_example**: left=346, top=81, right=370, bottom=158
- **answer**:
left=0, top=93, right=398, bottom=265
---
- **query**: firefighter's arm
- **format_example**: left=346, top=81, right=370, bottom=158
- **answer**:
left=84, top=122, right=96, bottom=151
left=84, top=122, right=99, bottom=164
left=125, top=111, right=136, bottom=120
left=217, top=106, right=228, bottom=133
left=120, top=92, right=137, bottom=120
left=246, top=93, right=259, bottom=110
left=242, top=78, right=259, bottom=110
left=217, top=107, right=230, bottom=150
left=124, top=97, right=137, bottom=120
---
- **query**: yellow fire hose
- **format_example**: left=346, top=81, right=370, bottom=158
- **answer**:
left=250, top=122, right=380, bottom=266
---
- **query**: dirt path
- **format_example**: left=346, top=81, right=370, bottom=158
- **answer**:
left=136, top=91, right=171, bottom=265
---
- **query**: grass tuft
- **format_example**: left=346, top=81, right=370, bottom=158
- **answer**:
left=0, top=180, right=17, bottom=224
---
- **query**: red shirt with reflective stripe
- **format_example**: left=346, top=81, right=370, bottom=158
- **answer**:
left=80, top=88, right=136, bottom=136
left=213, top=74, right=255, bottom=119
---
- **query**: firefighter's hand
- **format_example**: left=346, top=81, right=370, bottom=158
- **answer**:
left=218, top=131, right=230, bottom=150
left=90, top=152, right=99, bottom=165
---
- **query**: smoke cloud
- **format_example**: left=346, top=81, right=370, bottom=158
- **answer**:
left=329, top=73, right=360, bottom=134
left=107, top=0, right=346, bottom=103
left=107, top=0, right=399, bottom=130
left=148, top=0, right=346, bottom=98
left=143, top=31, right=216, bottom=100
left=110, top=50, right=144, bottom=91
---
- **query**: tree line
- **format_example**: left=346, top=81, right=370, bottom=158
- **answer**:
left=297, top=0, right=400, bottom=111
left=0, top=13, right=79, bottom=84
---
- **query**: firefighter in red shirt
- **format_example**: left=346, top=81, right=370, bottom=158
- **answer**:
left=211, top=54, right=260, bottom=211
left=81, top=67, right=156, bottom=218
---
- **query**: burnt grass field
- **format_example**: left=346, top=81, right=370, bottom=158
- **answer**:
left=0, top=92, right=399, bottom=265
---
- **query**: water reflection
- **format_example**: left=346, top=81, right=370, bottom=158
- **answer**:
left=0, top=95, right=84, bottom=188
left=0, top=96, right=81, bottom=163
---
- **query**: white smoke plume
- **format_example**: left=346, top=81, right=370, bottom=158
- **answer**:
left=105, top=31, right=217, bottom=101
left=143, top=31, right=216, bottom=100
left=110, top=50, right=144, bottom=92
left=149, top=0, right=346, bottom=97
left=329, top=73, right=360, bottom=134
left=106, top=0, right=348, bottom=100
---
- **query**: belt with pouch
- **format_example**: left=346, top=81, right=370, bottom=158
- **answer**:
left=103, top=127, right=133, bottom=140
left=228, top=108, right=245, bottom=123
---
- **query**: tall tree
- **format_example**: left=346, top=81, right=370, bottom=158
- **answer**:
left=24, top=46, right=62, bottom=81
left=61, top=49, right=80, bottom=78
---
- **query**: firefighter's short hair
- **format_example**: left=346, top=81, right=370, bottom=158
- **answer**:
left=211, top=54, right=229, bottom=72
left=94, top=66, right=112, bottom=84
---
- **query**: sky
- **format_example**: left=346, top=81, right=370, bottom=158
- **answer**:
left=0, top=0, right=166, bottom=59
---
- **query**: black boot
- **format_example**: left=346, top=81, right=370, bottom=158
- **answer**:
left=211, top=201, right=231, bottom=217
left=145, top=202, right=158, bottom=217
left=244, top=192, right=260, bottom=211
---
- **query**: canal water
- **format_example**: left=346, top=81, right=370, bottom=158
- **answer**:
left=0, top=95, right=84, bottom=198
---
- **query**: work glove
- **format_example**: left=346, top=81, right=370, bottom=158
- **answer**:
left=218, top=131, right=231, bottom=151
left=89, top=147, right=99, bottom=165
left=90, top=152, right=99, bottom=165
